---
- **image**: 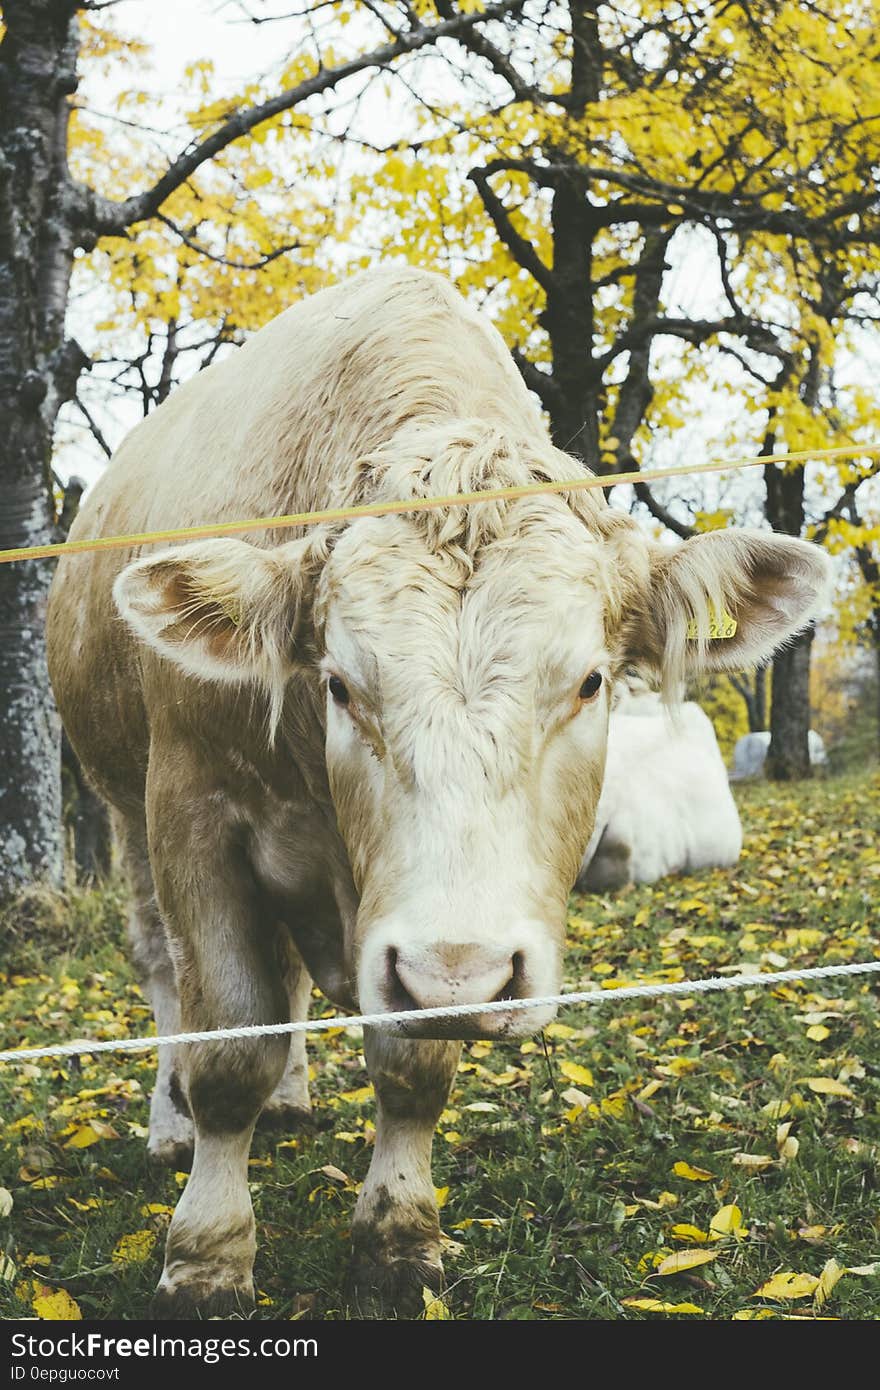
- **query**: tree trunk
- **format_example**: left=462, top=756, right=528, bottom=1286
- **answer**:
left=764, top=451, right=813, bottom=781
left=542, top=3, right=601, bottom=464
left=754, top=665, right=768, bottom=732
left=0, top=2, right=82, bottom=894
left=766, top=626, right=814, bottom=779
left=734, top=665, right=769, bottom=732
left=873, top=619, right=880, bottom=761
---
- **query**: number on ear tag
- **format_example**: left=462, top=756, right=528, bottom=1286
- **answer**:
left=686, top=606, right=737, bottom=640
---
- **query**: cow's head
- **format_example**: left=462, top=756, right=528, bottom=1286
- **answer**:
left=115, top=476, right=829, bottom=1039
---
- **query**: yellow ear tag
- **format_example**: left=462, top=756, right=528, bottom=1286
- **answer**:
left=686, top=606, right=737, bottom=640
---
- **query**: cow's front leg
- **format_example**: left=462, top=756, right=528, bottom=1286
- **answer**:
left=153, top=990, right=288, bottom=1318
left=349, top=1029, right=460, bottom=1317
left=149, top=850, right=290, bottom=1317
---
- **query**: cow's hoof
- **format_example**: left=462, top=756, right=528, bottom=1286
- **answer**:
left=147, top=1137, right=195, bottom=1171
left=345, top=1250, right=444, bottom=1319
left=256, top=1103, right=313, bottom=1134
left=151, top=1279, right=255, bottom=1321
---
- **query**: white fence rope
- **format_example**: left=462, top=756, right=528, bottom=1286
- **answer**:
left=1, top=959, right=878, bottom=1065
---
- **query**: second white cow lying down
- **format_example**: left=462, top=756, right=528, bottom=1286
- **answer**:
left=576, top=690, right=742, bottom=891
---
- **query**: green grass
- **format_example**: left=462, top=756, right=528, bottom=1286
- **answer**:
left=1, top=768, right=878, bottom=1321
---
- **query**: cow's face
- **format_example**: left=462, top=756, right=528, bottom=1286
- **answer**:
left=115, top=502, right=829, bottom=1039
left=317, top=503, right=615, bottom=1037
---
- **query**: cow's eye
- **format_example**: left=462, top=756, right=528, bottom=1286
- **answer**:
left=328, top=675, right=350, bottom=706
left=579, top=671, right=603, bottom=701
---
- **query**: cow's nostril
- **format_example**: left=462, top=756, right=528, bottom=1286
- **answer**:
left=493, top=951, right=525, bottom=1003
left=385, top=946, right=420, bottom=1013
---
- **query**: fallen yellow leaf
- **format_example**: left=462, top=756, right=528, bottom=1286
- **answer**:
left=656, top=1248, right=719, bottom=1276
left=709, top=1205, right=744, bottom=1239
left=814, top=1258, right=844, bottom=1308
left=111, top=1230, right=156, bottom=1265
left=319, top=1165, right=350, bottom=1185
left=560, top=1087, right=591, bottom=1109
left=559, top=1061, right=594, bottom=1088
left=622, top=1297, right=704, bottom=1314
left=600, top=1094, right=627, bottom=1118
left=637, top=1079, right=664, bottom=1101
left=803, top=1078, right=854, bottom=1099
left=544, top=1023, right=576, bottom=1040
left=796, top=1225, right=826, bottom=1242
left=422, top=1287, right=451, bottom=1320
left=636, top=1191, right=678, bottom=1211
left=776, top=1121, right=799, bottom=1163
left=760, top=1100, right=790, bottom=1120
left=62, top=1117, right=118, bottom=1150
left=754, top=1271, right=819, bottom=1300
left=672, top=1161, right=713, bottom=1181
left=32, top=1285, right=82, bottom=1320
left=669, top=1224, right=709, bottom=1244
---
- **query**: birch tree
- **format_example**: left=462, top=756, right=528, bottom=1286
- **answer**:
left=0, top=0, right=524, bottom=895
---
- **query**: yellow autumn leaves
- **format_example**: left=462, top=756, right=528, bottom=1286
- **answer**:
left=1, top=772, right=877, bottom=1321
left=112, top=1230, right=156, bottom=1265
left=30, top=1286, right=82, bottom=1321
left=63, top=1119, right=119, bottom=1149
left=754, top=1261, right=878, bottom=1308
left=632, top=1196, right=878, bottom=1318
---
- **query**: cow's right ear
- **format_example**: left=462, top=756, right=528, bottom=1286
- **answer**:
left=113, top=537, right=315, bottom=697
left=616, top=527, right=831, bottom=687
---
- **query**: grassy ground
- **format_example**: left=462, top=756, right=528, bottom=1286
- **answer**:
left=0, top=768, right=878, bottom=1322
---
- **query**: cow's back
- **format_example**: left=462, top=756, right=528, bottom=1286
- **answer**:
left=577, top=698, right=742, bottom=889
left=47, top=268, right=543, bottom=805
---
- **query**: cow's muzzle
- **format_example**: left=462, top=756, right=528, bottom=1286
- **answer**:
left=361, top=938, right=559, bottom=1039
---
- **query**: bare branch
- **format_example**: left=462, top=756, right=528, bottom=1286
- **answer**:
left=156, top=213, right=300, bottom=269
left=468, top=166, right=554, bottom=292
left=812, top=461, right=880, bottom=544
left=434, top=0, right=563, bottom=107
left=511, top=348, right=564, bottom=413
left=73, top=1, right=527, bottom=239
left=72, top=396, right=113, bottom=459
left=634, top=481, right=696, bottom=539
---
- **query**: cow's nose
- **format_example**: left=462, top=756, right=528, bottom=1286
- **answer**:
left=388, top=942, right=518, bottom=1012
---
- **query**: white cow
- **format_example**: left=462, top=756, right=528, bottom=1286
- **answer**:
left=47, top=267, right=829, bottom=1317
left=731, top=729, right=828, bottom=779
left=576, top=688, right=742, bottom=890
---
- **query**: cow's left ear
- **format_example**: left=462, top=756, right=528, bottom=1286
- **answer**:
left=113, top=536, right=322, bottom=721
left=620, top=528, right=832, bottom=679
